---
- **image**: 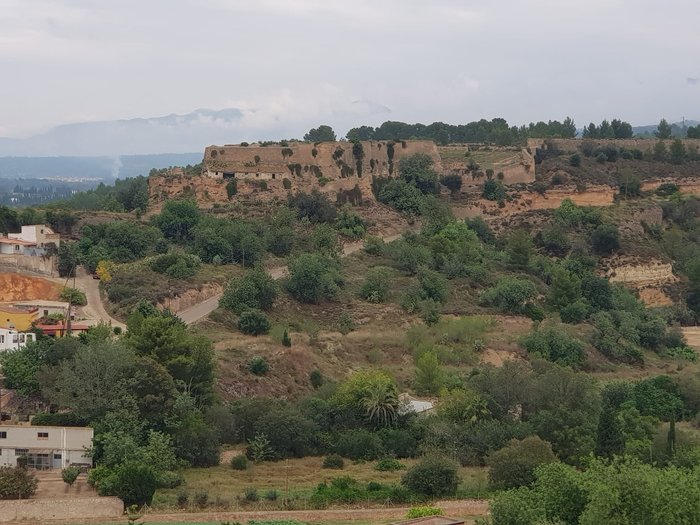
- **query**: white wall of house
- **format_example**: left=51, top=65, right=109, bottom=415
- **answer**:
left=0, top=425, right=93, bottom=469
left=0, top=329, right=35, bottom=351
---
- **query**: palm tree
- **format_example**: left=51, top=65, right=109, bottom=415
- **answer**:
left=361, top=381, right=399, bottom=427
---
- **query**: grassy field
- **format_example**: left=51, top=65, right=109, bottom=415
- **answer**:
left=153, top=456, right=488, bottom=511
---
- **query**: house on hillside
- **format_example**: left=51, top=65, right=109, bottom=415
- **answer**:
left=35, top=322, right=89, bottom=337
left=0, top=305, right=38, bottom=331
left=0, top=424, right=93, bottom=470
left=0, top=224, right=61, bottom=256
left=12, top=300, right=73, bottom=320
left=0, top=328, right=35, bottom=351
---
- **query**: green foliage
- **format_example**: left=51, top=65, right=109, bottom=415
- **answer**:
left=247, top=433, right=274, bottom=463
left=0, top=466, right=38, bottom=500
left=238, top=310, right=271, bottom=336
left=304, top=125, right=336, bottom=142
left=230, top=454, right=248, bottom=470
left=360, top=266, right=392, bottom=303
left=226, top=179, right=238, bottom=198
left=149, top=252, right=200, bottom=279
left=376, top=458, right=407, bottom=471
left=401, top=455, right=459, bottom=497
left=590, top=223, right=620, bottom=254
left=480, top=278, right=538, bottom=315
left=406, top=506, right=444, bottom=519
left=363, top=235, right=385, bottom=256
left=220, top=267, right=278, bottom=314
left=282, top=330, right=292, bottom=347
left=520, top=325, right=586, bottom=367
left=59, top=286, right=87, bottom=306
left=377, top=178, right=426, bottom=215
left=113, top=462, right=158, bottom=507
left=288, top=190, right=337, bottom=223
left=413, top=350, right=444, bottom=394
left=310, top=476, right=412, bottom=508
left=389, top=239, right=432, bottom=274
left=335, top=429, right=385, bottom=460
left=440, top=174, right=463, bottom=193
left=335, top=210, right=366, bottom=238
left=247, top=356, right=270, bottom=375
left=0, top=341, right=45, bottom=396
left=482, top=179, right=506, bottom=201
left=334, top=370, right=399, bottom=428
left=322, top=454, right=345, bottom=469
left=569, top=153, right=581, bottom=167
left=152, top=199, right=201, bottom=242
left=61, top=465, right=81, bottom=486
left=506, top=230, right=533, bottom=267
left=309, top=369, right=323, bottom=388
left=398, top=153, right=439, bottom=195
left=487, top=436, right=557, bottom=490
left=286, top=254, right=343, bottom=303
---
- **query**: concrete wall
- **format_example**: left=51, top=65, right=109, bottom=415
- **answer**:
left=0, top=254, right=56, bottom=276
left=0, top=497, right=123, bottom=522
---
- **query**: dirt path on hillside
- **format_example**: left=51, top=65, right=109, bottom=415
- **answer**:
left=683, top=327, right=700, bottom=350
left=177, top=231, right=411, bottom=325
left=23, top=499, right=488, bottom=525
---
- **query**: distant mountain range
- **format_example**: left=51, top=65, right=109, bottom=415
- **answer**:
left=0, top=108, right=246, bottom=157
left=631, top=120, right=699, bottom=137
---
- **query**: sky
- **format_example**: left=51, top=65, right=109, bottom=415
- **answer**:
left=1, top=0, right=700, bottom=140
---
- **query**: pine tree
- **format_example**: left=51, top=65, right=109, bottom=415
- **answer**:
left=595, top=405, right=625, bottom=458
left=281, top=330, right=291, bottom=347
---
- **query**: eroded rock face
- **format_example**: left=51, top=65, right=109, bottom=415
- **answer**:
left=603, top=257, right=677, bottom=307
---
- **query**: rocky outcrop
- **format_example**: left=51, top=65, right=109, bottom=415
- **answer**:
left=603, top=257, right=677, bottom=307
left=157, top=282, right=223, bottom=313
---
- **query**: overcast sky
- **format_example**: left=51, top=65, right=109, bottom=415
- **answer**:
left=2, top=0, right=699, bottom=139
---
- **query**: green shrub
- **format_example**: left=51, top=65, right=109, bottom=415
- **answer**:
left=60, top=287, right=87, bottom=306
left=113, top=462, right=158, bottom=507
left=265, top=489, right=279, bottom=501
left=480, top=278, right=538, bottom=315
left=0, top=466, right=38, bottom=499
left=401, top=455, right=459, bottom=497
left=363, top=235, right=385, bottom=256
left=569, top=153, right=581, bottom=167
left=335, top=210, right=366, bottom=238
left=244, top=487, right=259, bottom=502
left=482, top=179, right=506, bottom=201
left=520, top=325, right=586, bottom=367
left=335, top=430, right=385, bottom=460
left=226, top=180, right=238, bottom=198
left=247, top=356, right=270, bottom=375
left=282, top=178, right=292, bottom=190
left=591, top=223, right=620, bottom=254
left=286, top=254, right=342, bottom=304
left=176, top=491, right=188, bottom=507
left=309, top=369, right=324, bottom=388
left=322, top=454, right=345, bottom=469
left=406, top=506, right=444, bottom=519
left=220, top=267, right=278, bottom=314
left=238, top=310, right=271, bottom=335
left=282, top=330, right=292, bottom=347
left=61, top=465, right=80, bottom=486
left=193, top=490, right=208, bottom=507
left=375, top=458, right=406, bottom=471
left=487, top=436, right=558, bottom=490
left=230, top=455, right=249, bottom=470
left=360, top=266, right=392, bottom=303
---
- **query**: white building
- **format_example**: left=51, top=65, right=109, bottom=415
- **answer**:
left=0, top=328, right=35, bottom=351
left=12, top=300, right=72, bottom=320
left=0, top=224, right=61, bottom=256
left=0, top=425, right=93, bottom=470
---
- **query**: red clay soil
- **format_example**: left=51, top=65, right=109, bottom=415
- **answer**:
left=0, top=272, right=62, bottom=302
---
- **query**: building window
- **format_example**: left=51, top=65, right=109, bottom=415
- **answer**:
left=37, top=432, right=49, bottom=439
left=0, top=335, right=4, bottom=344
left=15, top=448, right=28, bottom=455
left=53, top=454, right=62, bottom=460
left=0, top=432, right=6, bottom=439
left=19, top=334, right=25, bottom=343
left=44, top=310, right=48, bottom=316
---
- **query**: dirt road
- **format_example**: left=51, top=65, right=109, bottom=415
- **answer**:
left=27, top=499, right=488, bottom=525
left=177, top=231, right=408, bottom=326
left=55, top=269, right=126, bottom=330
left=682, top=327, right=700, bottom=350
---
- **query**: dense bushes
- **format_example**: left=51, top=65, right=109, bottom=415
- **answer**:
left=401, top=455, right=459, bottom=497
left=0, top=466, right=38, bottom=500
left=487, top=436, right=558, bottom=489
left=286, top=254, right=342, bottom=303
left=520, top=325, right=586, bottom=367
left=149, top=253, right=201, bottom=279
left=220, top=267, right=278, bottom=314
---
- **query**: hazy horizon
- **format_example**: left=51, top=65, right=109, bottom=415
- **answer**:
left=2, top=0, right=699, bottom=142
